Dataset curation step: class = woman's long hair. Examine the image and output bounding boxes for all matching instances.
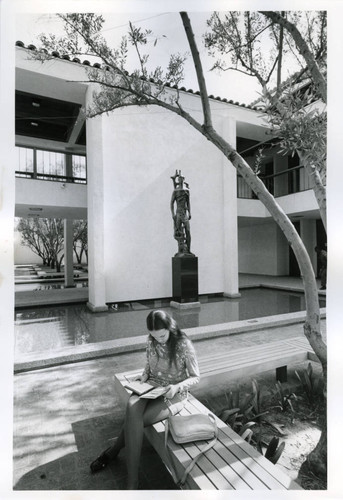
[146,310,185,366]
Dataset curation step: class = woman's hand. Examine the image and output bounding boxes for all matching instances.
[164,384,179,399]
[134,374,148,383]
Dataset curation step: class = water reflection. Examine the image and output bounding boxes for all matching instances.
[14,288,326,358]
[15,282,88,292]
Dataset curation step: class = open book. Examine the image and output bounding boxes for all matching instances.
[124,380,168,399]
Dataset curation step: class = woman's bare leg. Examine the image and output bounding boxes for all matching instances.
[125,395,149,489]
[97,392,170,464]
[125,395,170,489]
[105,427,125,460]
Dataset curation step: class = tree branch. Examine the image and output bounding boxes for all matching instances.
[180,12,213,129]
[260,11,327,103]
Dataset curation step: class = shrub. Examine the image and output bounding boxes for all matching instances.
[295,362,324,405]
[272,380,297,412]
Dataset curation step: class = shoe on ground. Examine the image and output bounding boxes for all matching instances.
[90,452,109,473]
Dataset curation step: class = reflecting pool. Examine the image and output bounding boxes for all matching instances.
[14,288,326,358]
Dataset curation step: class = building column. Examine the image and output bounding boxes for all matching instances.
[64,218,75,287]
[300,219,317,274]
[86,84,108,312]
[222,116,240,298]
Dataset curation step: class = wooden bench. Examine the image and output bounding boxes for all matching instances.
[194,336,318,390]
[114,370,302,490]
[113,336,316,489]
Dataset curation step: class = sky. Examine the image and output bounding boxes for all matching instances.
[14,11,266,105]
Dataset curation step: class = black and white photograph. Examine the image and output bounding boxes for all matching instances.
[1,0,342,498]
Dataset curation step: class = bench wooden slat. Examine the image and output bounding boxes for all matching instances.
[185,399,278,489]
[189,396,300,490]
[177,439,236,489]
[145,417,216,489]
[195,352,309,391]
[198,344,308,371]
[188,397,293,490]
[200,350,309,375]
[198,338,307,364]
[283,338,319,363]
[181,401,254,489]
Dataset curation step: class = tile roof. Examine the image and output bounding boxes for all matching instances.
[16,41,264,111]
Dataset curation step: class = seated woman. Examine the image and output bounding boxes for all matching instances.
[90,309,200,489]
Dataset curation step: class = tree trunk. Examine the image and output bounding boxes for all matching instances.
[79,248,84,264]
[299,404,327,483]
[180,11,327,481]
[260,11,327,103]
[210,124,327,484]
[299,152,327,232]
[181,9,327,360]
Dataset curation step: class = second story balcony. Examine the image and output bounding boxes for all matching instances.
[15,146,87,184]
[237,164,314,199]
[15,146,87,220]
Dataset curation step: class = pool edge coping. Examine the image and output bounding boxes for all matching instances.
[14,308,327,373]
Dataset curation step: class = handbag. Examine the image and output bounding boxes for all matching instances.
[164,412,218,487]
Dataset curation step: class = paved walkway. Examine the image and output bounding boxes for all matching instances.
[13,319,326,491]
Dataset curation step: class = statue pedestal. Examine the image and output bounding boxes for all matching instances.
[171,256,200,308]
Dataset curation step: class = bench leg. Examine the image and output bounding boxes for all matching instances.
[276,366,287,383]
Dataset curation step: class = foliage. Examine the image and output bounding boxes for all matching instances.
[73,220,88,264]
[272,380,297,412]
[250,378,270,423]
[16,217,64,271]
[295,362,324,405]
[203,379,271,445]
[204,10,327,218]
[202,386,255,442]
[16,217,88,269]
[259,84,327,184]
[35,13,188,118]
[204,11,326,92]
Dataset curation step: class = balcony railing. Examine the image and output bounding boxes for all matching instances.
[15,171,87,184]
[15,146,87,184]
[237,165,313,199]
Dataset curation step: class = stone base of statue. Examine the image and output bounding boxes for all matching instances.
[171,255,200,308]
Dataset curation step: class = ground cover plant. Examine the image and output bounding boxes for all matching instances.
[199,363,326,490]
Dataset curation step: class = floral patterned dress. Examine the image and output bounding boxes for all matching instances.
[141,334,200,413]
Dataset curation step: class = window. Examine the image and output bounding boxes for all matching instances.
[17,147,34,176]
[72,155,87,182]
[16,146,87,183]
[36,150,66,178]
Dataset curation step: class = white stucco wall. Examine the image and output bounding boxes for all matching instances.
[96,100,237,303]
[15,178,87,213]
[14,230,41,264]
[238,222,282,275]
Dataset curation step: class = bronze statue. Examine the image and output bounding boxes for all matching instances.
[170,170,194,256]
